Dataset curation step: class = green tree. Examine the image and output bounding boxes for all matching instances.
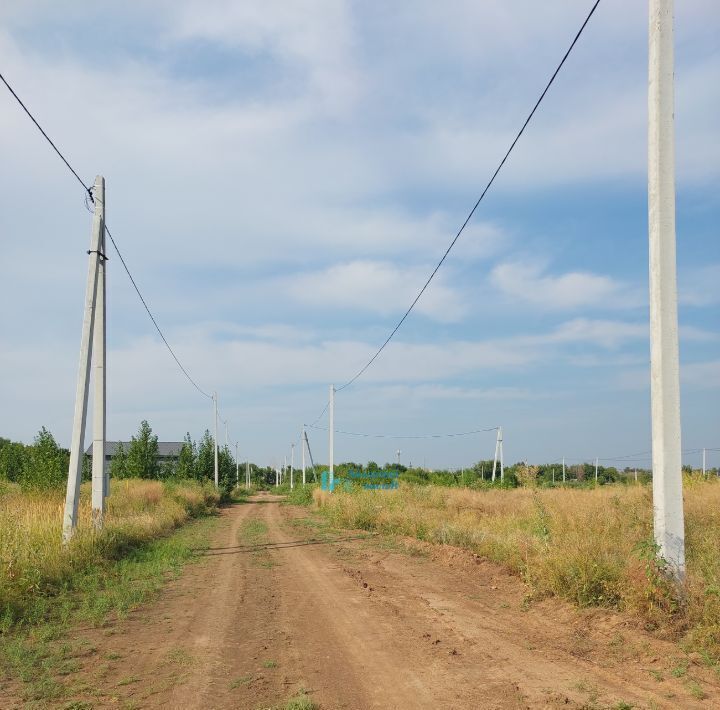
[24,427,67,489]
[218,445,235,494]
[176,433,197,479]
[0,439,28,483]
[196,430,215,482]
[110,441,129,479]
[126,420,160,479]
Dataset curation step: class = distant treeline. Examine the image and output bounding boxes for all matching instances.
[321,458,717,488]
[2,425,715,492]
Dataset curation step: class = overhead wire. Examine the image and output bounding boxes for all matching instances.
[334,0,603,393]
[0,70,213,401]
[0,71,93,198]
[307,424,498,439]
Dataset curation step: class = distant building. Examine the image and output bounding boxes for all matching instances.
[84,441,185,466]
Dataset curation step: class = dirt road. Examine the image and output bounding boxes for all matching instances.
[27,495,720,708]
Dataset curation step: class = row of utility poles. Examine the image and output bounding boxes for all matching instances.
[325,381,505,485]
[273,426,315,489]
[61,1,688,586]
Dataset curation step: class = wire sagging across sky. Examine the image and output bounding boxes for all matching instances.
[0,70,213,401]
[334,0,602,393]
[307,424,499,440]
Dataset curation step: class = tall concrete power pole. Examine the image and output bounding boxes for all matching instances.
[63,175,106,543]
[648,0,684,580]
[91,179,107,529]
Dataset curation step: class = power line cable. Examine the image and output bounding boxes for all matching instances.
[335,0,602,392]
[105,226,213,399]
[308,424,498,439]
[0,71,92,197]
[0,69,213,401]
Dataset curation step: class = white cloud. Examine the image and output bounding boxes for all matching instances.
[285,260,468,323]
[0,0,716,462]
[490,262,641,311]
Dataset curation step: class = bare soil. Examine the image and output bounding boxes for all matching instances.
[9,493,720,708]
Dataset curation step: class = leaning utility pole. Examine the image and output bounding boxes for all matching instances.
[648,0,684,581]
[213,392,219,488]
[301,425,306,485]
[63,176,106,543]
[329,384,335,490]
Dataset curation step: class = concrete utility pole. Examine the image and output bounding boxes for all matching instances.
[91,178,107,529]
[246,459,250,488]
[648,0,685,580]
[235,442,239,487]
[329,384,335,491]
[225,421,229,448]
[595,457,599,484]
[301,426,306,485]
[290,443,295,490]
[396,449,401,466]
[562,457,566,483]
[213,392,219,488]
[702,448,706,476]
[499,427,504,482]
[63,175,106,543]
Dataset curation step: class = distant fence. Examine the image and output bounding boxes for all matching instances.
[321,470,399,492]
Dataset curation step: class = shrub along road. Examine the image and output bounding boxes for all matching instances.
[7,492,719,708]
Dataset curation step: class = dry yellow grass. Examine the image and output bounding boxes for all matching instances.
[0,478,219,627]
[315,478,720,659]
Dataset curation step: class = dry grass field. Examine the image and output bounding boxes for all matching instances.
[0,478,219,629]
[315,478,720,661]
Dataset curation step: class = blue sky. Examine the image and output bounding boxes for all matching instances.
[0,0,718,471]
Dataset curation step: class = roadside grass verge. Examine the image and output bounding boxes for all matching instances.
[0,478,219,630]
[314,478,720,661]
[0,512,220,704]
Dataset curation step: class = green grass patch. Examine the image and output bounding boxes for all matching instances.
[282,485,317,507]
[239,518,269,541]
[0,513,219,704]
